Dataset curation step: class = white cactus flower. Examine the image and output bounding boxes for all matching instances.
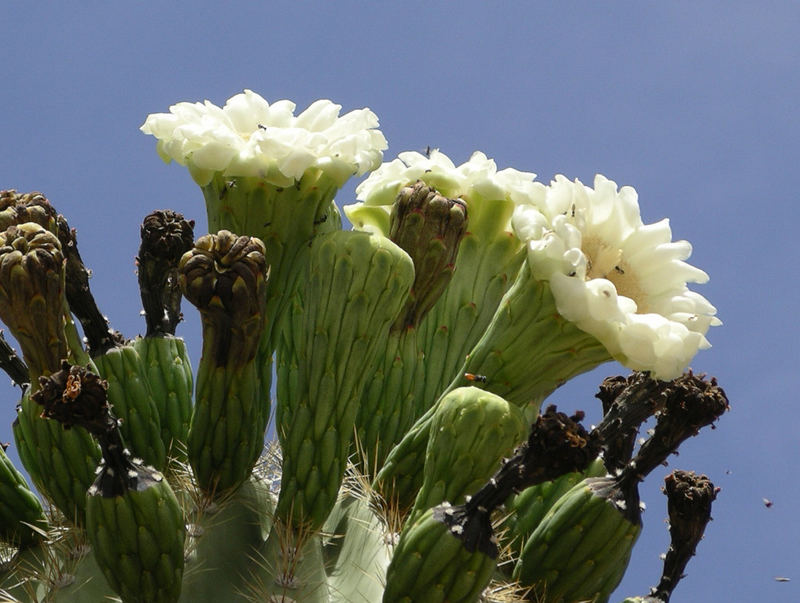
[512,174,720,379]
[345,149,545,234]
[140,90,387,187]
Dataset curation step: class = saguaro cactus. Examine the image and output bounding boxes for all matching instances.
[0,90,727,603]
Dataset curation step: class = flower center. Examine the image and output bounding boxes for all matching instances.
[582,236,649,312]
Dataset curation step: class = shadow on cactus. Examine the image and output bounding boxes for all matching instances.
[0,90,726,603]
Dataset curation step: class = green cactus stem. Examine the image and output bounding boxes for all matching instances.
[257,522,330,602]
[354,182,467,476]
[0,224,100,521]
[275,229,414,530]
[375,261,611,508]
[91,344,168,470]
[133,334,194,465]
[412,208,523,419]
[134,210,195,462]
[499,457,608,562]
[323,491,393,603]
[0,441,47,547]
[59,224,168,471]
[34,362,185,603]
[499,371,672,561]
[202,171,343,406]
[349,177,527,417]
[180,230,269,495]
[181,475,275,603]
[407,387,526,524]
[383,405,599,602]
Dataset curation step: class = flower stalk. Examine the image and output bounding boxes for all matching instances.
[353,181,467,475]
[180,230,269,494]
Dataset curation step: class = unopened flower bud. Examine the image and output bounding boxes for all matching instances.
[388,181,467,330]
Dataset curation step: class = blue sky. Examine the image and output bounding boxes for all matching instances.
[2,2,798,600]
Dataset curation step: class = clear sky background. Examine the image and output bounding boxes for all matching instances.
[2,2,797,601]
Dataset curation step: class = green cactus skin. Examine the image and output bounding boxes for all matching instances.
[86,466,185,603]
[181,476,275,603]
[93,344,167,470]
[275,230,414,530]
[375,262,611,509]
[133,335,194,463]
[50,547,120,603]
[354,182,467,478]
[513,476,642,603]
[188,352,264,495]
[499,457,607,560]
[258,528,330,603]
[412,194,523,415]
[407,387,527,525]
[0,443,46,547]
[324,494,392,603]
[13,390,100,524]
[382,505,496,603]
[353,327,423,477]
[201,171,343,399]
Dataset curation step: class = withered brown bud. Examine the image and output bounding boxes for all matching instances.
[32,361,112,436]
[138,210,195,335]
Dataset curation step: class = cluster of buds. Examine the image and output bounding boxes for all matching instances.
[0,91,726,603]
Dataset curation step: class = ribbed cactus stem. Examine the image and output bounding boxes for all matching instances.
[0,441,47,547]
[383,405,599,602]
[0,224,101,521]
[275,230,413,530]
[34,362,185,603]
[63,221,169,469]
[499,457,608,560]
[181,230,269,495]
[407,387,527,525]
[354,183,467,476]
[353,329,423,477]
[514,373,728,601]
[181,476,275,602]
[135,210,196,462]
[375,261,611,508]
[201,170,342,400]
[411,190,523,412]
